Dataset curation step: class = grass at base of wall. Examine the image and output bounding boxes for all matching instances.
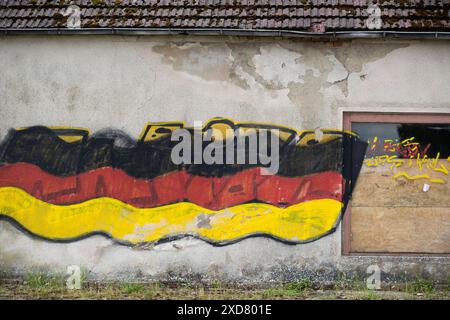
[0,274,448,300]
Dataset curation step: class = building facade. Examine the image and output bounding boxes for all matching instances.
[0,1,449,285]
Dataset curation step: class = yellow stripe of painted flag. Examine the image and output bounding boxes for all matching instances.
[0,187,342,244]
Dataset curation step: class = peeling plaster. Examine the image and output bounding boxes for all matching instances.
[252,45,319,88]
[151,41,408,122]
[332,42,410,75]
[326,54,348,85]
[153,42,234,82]
[151,40,410,130]
[196,213,213,229]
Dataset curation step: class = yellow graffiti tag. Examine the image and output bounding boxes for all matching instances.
[364,143,449,185]
[429,179,446,184]
[393,172,430,180]
[433,165,449,175]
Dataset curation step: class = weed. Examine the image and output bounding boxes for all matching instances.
[405,277,435,295]
[361,289,381,300]
[25,272,65,290]
[210,279,221,290]
[261,278,313,299]
[121,283,145,294]
[285,278,313,292]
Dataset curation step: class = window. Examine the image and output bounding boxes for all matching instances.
[343,113,450,255]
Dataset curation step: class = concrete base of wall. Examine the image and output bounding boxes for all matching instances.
[1,222,448,285]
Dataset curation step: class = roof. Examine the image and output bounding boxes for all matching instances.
[1,0,450,35]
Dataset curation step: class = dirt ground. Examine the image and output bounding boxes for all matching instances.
[0,276,448,300]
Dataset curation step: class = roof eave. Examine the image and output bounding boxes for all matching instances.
[2,28,450,39]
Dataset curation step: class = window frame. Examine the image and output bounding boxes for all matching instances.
[342,112,450,256]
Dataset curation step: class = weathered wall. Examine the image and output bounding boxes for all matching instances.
[0,35,449,284]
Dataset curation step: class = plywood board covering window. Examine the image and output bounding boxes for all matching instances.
[343,113,450,255]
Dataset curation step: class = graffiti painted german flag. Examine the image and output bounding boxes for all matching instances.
[0,118,367,246]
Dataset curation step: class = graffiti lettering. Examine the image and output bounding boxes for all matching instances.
[364,136,449,186]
